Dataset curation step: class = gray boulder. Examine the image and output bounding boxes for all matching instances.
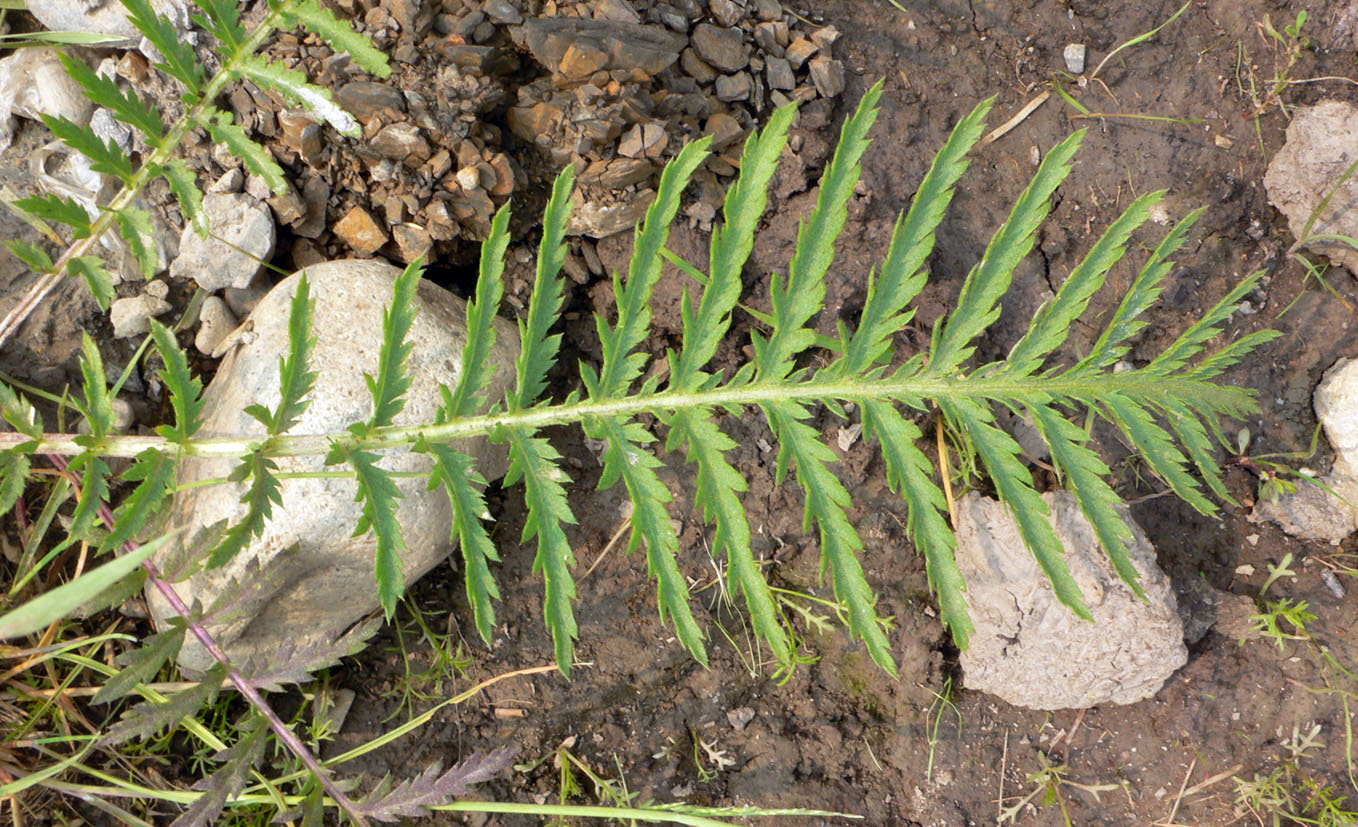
[147,260,520,674]
[956,491,1186,710]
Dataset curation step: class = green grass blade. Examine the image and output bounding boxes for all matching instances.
[0,531,172,639]
[1104,392,1214,515]
[758,81,883,383]
[929,131,1084,374]
[1003,191,1162,377]
[506,431,579,676]
[595,416,707,664]
[765,400,896,674]
[1148,269,1266,374]
[447,204,510,419]
[861,400,972,648]
[513,165,574,410]
[666,409,790,665]
[1028,403,1145,598]
[594,139,711,399]
[423,442,500,643]
[943,397,1091,619]
[1076,207,1202,372]
[672,105,796,390]
[840,97,993,376]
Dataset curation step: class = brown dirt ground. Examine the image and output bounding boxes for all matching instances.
[9,0,1358,824]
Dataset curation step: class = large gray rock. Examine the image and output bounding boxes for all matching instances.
[169,193,275,291]
[148,260,520,674]
[1264,101,1358,275]
[1254,357,1358,543]
[956,491,1186,710]
[27,0,190,43]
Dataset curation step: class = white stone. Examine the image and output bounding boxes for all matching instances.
[1264,101,1358,274]
[1254,357,1358,543]
[1063,43,1086,74]
[194,295,237,356]
[110,294,171,338]
[169,193,275,291]
[956,491,1186,710]
[147,260,521,674]
[0,47,93,150]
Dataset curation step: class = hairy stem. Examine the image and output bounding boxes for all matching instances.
[5,371,1245,459]
[0,5,287,350]
[45,453,370,826]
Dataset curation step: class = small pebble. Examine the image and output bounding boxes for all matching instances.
[1064,43,1086,74]
[195,296,238,357]
[110,294,172,338]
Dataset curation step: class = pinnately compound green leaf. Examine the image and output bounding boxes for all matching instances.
[12,193,91,238]
[121,0,204,95]
[424,441,500,642]
[207,453,281,569]
[765,400,896,674]
[280,0,392,78]
[672,105,795,390]
[162,159,208,238]
[758,82,882,383]
[100,449,175,554]
[237,55,360,136]
[150,320,206,443]
[102,664,224,745]
[200,109,287,194]
[68,256,116,311]
[92,620,186,704]
[116,205,159,279]
[261,273,318,436]
[5,241,53,274]
[191,0,247,56]
[838,96,992,377]
[513,164,574,410]
[329,445,407,618]
[59,53,164,147]
[358,260,420,433]
[505,431,578,675]
[447,205,509,418]
[930,131,1084,374]
[41,115,135,183]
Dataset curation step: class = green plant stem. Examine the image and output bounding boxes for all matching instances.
[0,4,287,350]
[3,371,1236,460]
[45,453,371,827]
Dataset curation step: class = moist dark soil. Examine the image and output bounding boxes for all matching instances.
[7,0,1358,824]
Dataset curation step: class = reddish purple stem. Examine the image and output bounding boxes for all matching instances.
[47,454,369,826]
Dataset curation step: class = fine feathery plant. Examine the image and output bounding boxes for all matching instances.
[0,0,1278,816]
[2,77,1278,678]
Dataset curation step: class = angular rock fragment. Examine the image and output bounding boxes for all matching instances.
[1265,101,1358,275]
[194,295,237,357]
[170,193,275,292]
[691,23,749,73]
[521,17,685,80]
[148,260,521,673]
[956,491,1187,710]
[110,294,171,338]
[333,205,389,256]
